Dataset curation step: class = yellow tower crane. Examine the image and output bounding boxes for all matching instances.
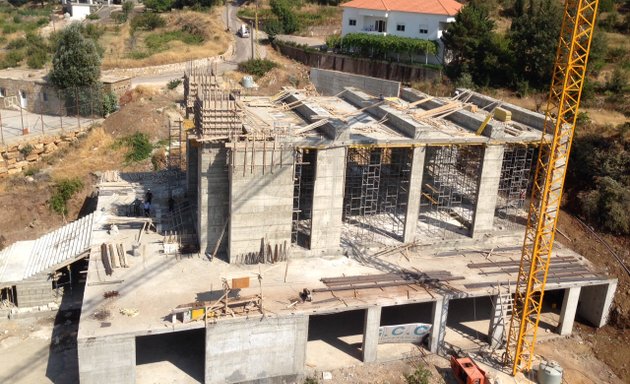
[504,0,600,375]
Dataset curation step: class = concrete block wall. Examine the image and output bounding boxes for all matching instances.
[198,143,229,256]
[77,334,135,384]
[310,147,346,251]
[186,139,199,205]
[228,145,294,261]
[15,277,53,307]
[205,315,308,384]
[310,68,400,98]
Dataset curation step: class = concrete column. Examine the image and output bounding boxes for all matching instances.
[577,281,618,328]
[78,335,135,384]
[430,297,449,353]
[558,286,582,335]
[403,146,426,243]
[471,145,504,238]
[487,295,504,348]
[310,147,346,251]
[362,306,382,363]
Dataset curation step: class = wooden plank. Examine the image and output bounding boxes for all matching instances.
[231,277,250,289]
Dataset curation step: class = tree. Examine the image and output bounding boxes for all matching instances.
[509,0,562,89]
[144,0,174,12]
[270,0,298,34]
[442,1,508,86]
[49,23,101,89]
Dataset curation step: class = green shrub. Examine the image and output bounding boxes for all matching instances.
[167,79,182,89]
[116,132,153,162]
[87,13,100,20]
[144,30,203,53]
[26,46,48,69]
[263,18,283,39]
[122,1,134,16]
[4,49,24,67]
[303,376,318,384]
[270,0,298,34]
[404,365,431,384]
[19,144,34,157]
[6,37,28,49]
[144,0,175,12]
[49,178,84,216]
[102,92,118,116]
[238,58,278,77]
[2,24,18,34]
[130,13,166,32]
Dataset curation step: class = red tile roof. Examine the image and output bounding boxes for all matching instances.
[341,0,463,17]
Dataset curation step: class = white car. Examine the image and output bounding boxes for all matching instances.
[238,24,250,38]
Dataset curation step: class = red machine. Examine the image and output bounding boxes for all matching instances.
[450,356,490,384]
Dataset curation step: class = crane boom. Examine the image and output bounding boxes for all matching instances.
[504,0,600,375]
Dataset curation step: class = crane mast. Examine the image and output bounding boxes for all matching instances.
[504,0,600,375]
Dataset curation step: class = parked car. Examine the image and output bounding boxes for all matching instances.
[238,24,250,38]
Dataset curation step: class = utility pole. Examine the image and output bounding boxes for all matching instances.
[225,0,230,31]
[251,0,259,60]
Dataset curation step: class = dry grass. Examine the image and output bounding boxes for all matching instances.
[48,126,125,180]
[603,31,630,49]
[101,8,231,69]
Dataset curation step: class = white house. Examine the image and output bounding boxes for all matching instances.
[340,0,463,41]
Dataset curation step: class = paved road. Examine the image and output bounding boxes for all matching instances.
[130,0,266,88]
[0,107,99,146]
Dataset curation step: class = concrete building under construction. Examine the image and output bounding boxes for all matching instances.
[73,69,618,384]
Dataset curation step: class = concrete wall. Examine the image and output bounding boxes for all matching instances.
[228,145,294,262]
[0,78,62,114]
[577,281,617,328]
[310,147,346,251]
[197,143,229,256]
[274,42,442,84]
[15,277,53,307]
[77,334,135,384]
[310,68,400,98]
[205,315,308,384]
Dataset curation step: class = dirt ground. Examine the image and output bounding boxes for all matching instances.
[0,87,177,246]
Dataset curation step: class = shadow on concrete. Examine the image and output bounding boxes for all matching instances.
[308,309,364,361]
[45,265,86,383]
[136,328,205,383]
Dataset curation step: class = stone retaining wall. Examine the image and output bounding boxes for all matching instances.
[0,126,89,177]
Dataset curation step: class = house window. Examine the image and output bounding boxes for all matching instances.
[0,88,5,97]
[42,92,48,101]
[419,25,429,34]
[349,19,356,26]
[396,24,405,32]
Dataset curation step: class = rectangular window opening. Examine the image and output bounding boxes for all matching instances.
[349,19,356,26]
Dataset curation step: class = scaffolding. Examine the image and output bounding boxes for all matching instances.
[343,147,412,243]
[291,149,316,248]
[495,145,536,229]
[419,145,483,237]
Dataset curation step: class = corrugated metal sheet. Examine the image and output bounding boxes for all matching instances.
[0,212,94,285]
